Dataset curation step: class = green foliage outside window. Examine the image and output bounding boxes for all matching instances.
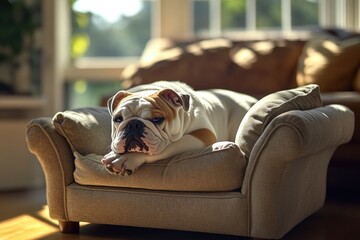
[0,0,41,95]
[195,0,319,34]
[70,0,152,59]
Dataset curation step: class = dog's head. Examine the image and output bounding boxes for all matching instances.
[107,88,190,155]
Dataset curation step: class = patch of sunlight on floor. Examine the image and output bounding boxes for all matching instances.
[0,214,57,240]
[0,205,89,240]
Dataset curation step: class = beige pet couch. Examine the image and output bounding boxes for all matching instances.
[26,85,354,239]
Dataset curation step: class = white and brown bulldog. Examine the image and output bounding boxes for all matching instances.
[101,81,257,175]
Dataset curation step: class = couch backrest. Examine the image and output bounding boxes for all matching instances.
[121,38,306,97]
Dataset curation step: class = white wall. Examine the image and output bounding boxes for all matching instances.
[0,119,44,190]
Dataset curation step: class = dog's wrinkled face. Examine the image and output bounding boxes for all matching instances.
[108,88,190,155]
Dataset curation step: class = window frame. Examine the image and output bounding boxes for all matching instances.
[43,0,360,114]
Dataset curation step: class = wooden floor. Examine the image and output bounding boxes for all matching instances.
[0,186,360,240]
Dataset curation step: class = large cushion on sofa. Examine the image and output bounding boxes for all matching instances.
[229,40,304,95]
[73,141,246,192]
[236,84,322,159]
[122,38,233,90]
[122,38,304,96]
[297,29,360,92]
[53,107,111,155]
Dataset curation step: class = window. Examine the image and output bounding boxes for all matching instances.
[193,0,320,38]
[65,80,122,109]
[71,0,153,59]
[66,0,155,109]
[291,0,319,30]
[45,0,359,113]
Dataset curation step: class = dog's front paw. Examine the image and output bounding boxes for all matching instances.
[102,153,146,176]
[101,151,121,164]
[101,151,123,175]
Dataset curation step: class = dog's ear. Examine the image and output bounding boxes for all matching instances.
[107,91,132,114]
[158,89,190,111]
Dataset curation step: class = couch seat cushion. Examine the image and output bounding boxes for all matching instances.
[74,141,246,192]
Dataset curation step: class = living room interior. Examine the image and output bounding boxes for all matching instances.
[1,0,360,239]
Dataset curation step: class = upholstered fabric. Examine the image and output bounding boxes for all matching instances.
[74,141,246,192]
[242,104,354,238]
[236,84,322,159]
[353,68,360,91]
[297,30,360,92]
[26,104,355,239]
[52,107,111,155]
[322,91,360,143]
[122,38,304,96]
[66,183,248,236]
[26,118,76,221]
[229,40,303,94]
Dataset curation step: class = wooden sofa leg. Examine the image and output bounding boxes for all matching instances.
[58,220,79,234]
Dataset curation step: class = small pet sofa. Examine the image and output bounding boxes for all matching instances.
[26,85,354,239]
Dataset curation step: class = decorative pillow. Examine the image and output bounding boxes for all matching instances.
[235,84,322,159]
[73,141,246,192]
[53,107,111,155]
[297,30,360,92]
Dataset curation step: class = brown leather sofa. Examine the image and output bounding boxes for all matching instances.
[121,28,360,166]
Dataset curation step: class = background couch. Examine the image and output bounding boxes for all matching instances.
[121,28,360,166]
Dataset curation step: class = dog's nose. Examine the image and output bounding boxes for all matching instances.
[126,119,145,131]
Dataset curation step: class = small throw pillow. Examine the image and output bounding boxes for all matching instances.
[73,141,246,192]
[236,84,322,159]
[53,107,111,155]
[297,30,360,91]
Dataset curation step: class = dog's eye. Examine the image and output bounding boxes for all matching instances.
[113,116,123,123]
[151,117,164,125]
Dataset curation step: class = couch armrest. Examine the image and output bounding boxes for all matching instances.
[322,92,360,142]
[26,117,75,221]
[242,104,354,239]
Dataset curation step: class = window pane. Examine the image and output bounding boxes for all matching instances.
[291,0,319,29]
[71,0,153,59]
[193,0,210,36]
[221,0,246,30]
[256,0,281,29]
[65,80,123,109]
[193,0,246,36]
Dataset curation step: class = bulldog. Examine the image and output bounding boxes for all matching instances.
[101,81,257,175]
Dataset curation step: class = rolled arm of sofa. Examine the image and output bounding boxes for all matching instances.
[26,117,75,221]
[242,104,354,239]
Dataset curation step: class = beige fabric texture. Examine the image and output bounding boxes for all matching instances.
[74,141,246,192]
[297,32,360,92]
[66,184,248,236]
[52,107,111,155]
[26,104,355,239]
[26,118,76,221]
[236,84,322,159]
[242,104,354,238]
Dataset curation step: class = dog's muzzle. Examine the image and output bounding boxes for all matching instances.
[123,119,149,152]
